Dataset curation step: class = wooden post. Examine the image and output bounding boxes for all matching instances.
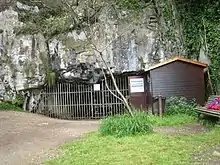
[158,95,163,118]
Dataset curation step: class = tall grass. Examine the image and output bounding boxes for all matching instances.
[99,112,153,137]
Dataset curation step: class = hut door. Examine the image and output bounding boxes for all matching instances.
[128,76,148,110]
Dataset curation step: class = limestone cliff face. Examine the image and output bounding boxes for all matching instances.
[0,8,45,100]
[0,6,164,100]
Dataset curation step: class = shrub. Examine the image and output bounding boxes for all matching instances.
[99,112,153,137]
[201,115,219,127]
[165,96,197,116]
[11,95,24,108]
[0,101,23,112]
[0,93,24,112]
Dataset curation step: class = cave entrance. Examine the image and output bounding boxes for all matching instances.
[38,75,129,120]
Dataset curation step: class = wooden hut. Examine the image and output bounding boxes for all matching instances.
[128,57,208,111]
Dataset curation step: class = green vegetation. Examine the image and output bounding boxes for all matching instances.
[160,0,220,94]
[165,96,197,116]
[44,127,220,165]
[0,101,23,111]
[178,1,220,94]
[99,112,153,138]
[148,114,195,126]
[199,115,219,128]
[0,94,23,111]
[147,96,197,126]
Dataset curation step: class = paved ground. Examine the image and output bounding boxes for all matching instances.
[0,111,99,165]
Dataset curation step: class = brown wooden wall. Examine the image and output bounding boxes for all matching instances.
[150,61,206,105]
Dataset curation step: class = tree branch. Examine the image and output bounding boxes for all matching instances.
[98,51,134,116]
[100,66,123,102]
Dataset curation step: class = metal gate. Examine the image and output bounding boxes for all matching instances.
[37,76,129,119]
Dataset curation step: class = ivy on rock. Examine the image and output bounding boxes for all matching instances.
[177,0,220,94]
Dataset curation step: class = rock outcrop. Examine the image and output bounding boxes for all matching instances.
[0,4,165,102]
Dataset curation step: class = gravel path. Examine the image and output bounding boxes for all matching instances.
[0,111,99,165]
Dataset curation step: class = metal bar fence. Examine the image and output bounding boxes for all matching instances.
[37,76,129,120]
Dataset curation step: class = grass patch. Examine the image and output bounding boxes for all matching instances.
[44,127,220,165]
[148,114,196,126]
[0,102,23,112]
[98,112,152,138]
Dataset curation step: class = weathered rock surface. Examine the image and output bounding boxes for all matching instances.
[0,4,163,100]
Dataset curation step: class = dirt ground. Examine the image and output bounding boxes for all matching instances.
[1,111,219,165]
[0,111,99,165]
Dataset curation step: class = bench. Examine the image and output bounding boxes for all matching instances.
[196,95,220,118]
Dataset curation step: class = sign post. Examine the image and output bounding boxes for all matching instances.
[129,78,145,93]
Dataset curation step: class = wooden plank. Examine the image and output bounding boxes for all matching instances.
[197,111,220,118]
[195,107,220,118]
[197,110,217,115]
[196,108,220,115]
